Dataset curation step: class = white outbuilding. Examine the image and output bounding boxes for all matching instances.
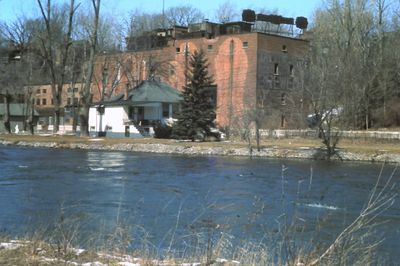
[89,78,181,138]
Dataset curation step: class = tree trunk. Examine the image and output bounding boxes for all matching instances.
[255,120,260,152]
[79,103,89,137]
[79,0,100,137]
[53,106,60,133]
[72,105,78,133]
[3,92,11,134]
[26,98,35,135]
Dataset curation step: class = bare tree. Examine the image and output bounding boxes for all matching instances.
[36,0,79,133]
[305,0,400,156]
[127,9,165,38]
[165,5,204,26]
[0,17,42,134]
[79,0,101,137]
[214,1,239,23]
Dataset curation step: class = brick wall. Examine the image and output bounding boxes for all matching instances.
[92,32,309,129]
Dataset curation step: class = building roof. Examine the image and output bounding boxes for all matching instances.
[0,103,39,116]
[103,78,181,106]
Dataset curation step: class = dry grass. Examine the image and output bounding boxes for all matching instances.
[1,133,400,156]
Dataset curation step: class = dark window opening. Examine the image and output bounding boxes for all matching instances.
[242,41,249,48]
[36,99,40,105]
[162,103,169,117]
[42,89,47,94]
[176,47,181,53]
[172,103,179,117]
[282,45,287,52]
[207,44,213,51]
[42,98,47,105]
[289,64,294,76]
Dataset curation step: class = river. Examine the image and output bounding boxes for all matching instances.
[0,145,399,264]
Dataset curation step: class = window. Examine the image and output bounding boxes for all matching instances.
[51,99,54,105]
[36,89,41,94]
[67,87,72,93]
[172,103,180,117]
[73,97,79,105]
[289,64,294,76]
[67,98,71,105]
[42,98,47,105]
[242,41,249,48]
[36,99,40,105]
[282,45,287,52]
[274,63,279,75]
[207,44,213,51]
[176,47,181,53]
[73,87,79,93]
[42,89,47,94]
[169,65,175,76]
[162,103,169,117]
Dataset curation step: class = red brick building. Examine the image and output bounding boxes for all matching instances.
[93,19,309,131]
[32,15,309,132]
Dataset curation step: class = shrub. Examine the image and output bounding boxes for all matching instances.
[154,122,172,139]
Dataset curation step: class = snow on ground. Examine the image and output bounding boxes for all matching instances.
[0,241,240,265]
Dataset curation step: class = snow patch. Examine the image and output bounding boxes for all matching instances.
[305,203,340,211]
[89,167,106,171]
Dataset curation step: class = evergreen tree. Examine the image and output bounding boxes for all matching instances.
[172,49,215,141]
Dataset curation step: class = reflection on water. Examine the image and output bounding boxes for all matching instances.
[0,146,399,263]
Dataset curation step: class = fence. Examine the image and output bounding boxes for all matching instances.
[257,129,400,140]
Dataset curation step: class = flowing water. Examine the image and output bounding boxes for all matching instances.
[0,145,399,263]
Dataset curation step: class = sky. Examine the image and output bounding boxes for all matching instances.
[0,0,324,23]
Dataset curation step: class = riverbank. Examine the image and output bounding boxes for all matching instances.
[1,134,400,163]
[0,239,242,266]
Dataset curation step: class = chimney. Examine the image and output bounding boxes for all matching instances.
[124,83,129,100]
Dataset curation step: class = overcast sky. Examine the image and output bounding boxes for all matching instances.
[1,0,323,23]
